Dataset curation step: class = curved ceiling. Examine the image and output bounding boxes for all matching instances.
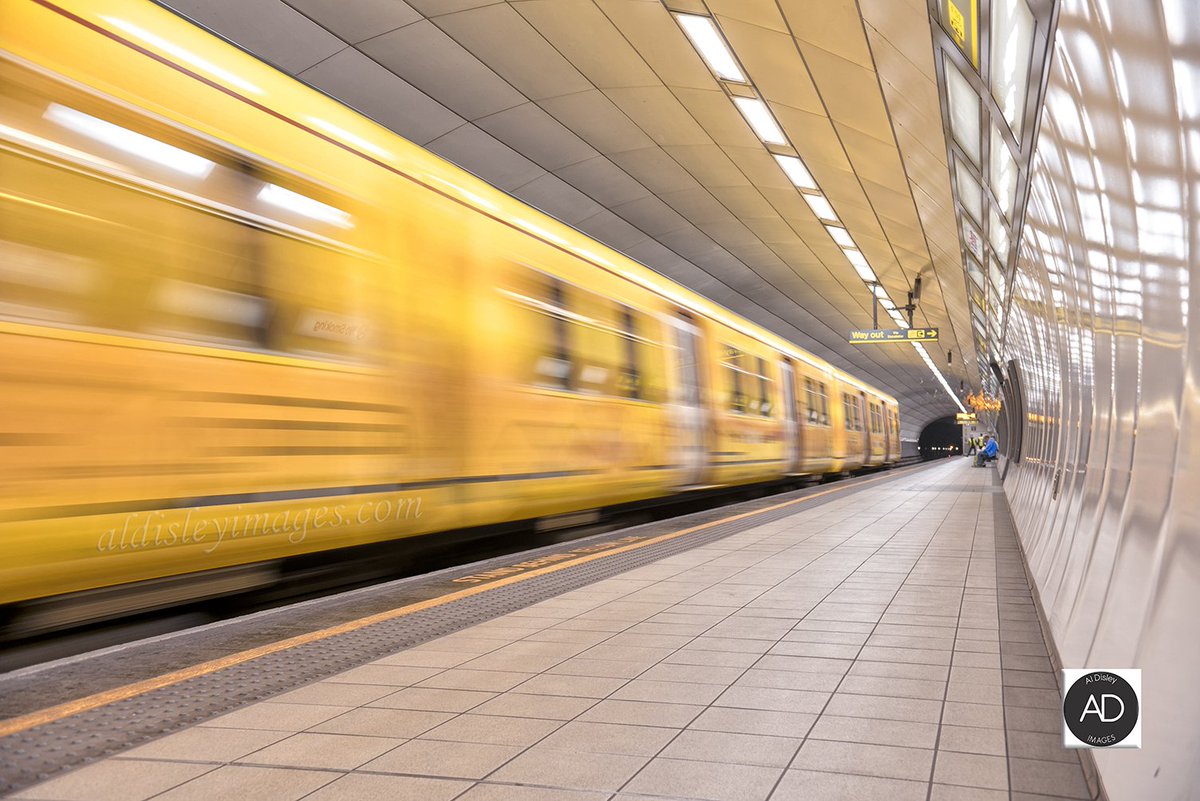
[156,0,979,435]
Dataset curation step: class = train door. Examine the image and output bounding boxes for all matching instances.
[859,391,871,463]
[780,359,801,473]
[881,401,891,460]
[665,314,707,486]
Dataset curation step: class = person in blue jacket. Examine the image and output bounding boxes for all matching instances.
[976,435,999,467]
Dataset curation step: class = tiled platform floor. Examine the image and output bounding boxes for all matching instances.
[14,459,1091,801]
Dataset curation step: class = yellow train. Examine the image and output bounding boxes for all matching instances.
[0,0,900,629]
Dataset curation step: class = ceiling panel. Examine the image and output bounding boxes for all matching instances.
[284,0,420,44]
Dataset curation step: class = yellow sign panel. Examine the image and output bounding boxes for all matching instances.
[944,0,979,68]
[956,412,978,425]
[848,328,939,344]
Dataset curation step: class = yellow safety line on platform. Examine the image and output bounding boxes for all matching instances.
[0,465,922,738]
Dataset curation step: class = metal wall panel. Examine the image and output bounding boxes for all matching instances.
[1000,1,1199,798]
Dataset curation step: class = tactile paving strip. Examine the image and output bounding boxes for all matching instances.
[0,464,933,795]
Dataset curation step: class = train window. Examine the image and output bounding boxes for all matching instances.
[722,345,747,413]
[527,276,572,389]
[0,61,379,360]
[756,357,772,417]
[804,379,819,424]
[618,305,641,399]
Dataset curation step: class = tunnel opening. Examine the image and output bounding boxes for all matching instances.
[918,415,960,460]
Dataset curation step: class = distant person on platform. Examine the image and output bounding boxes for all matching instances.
[976,435,999,467]
[965,435,978,456]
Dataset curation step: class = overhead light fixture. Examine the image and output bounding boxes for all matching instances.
[674,14,745,82]
[773,154,818,190]
[733,97,787,145]
[825,225,854,247]
[803,193,838,222]
[44,103,214,178]
[102,16,264,96]
[258,183,353,228]
[873,284,889,299]
[853,264,877,282]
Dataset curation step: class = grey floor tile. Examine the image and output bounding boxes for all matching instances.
[301,773,470,801]
[624,757,782,801]
[638,663,746,685]
[838,675,946,700]
[660,729,802,767]
[120,726,289,762]
[239,732,403,770]
[311,707,454,738]
[538,720,679,756]
[361,739,521,779]
[929,784,1009,801]
[511,672,627,698]
[13,760,214,801]
[419,713,563,746]
[1009,757,1091,798]
[470,692,596,720]
[374,650,475,668]
[455,783,608,801]
[734,668,842,692]
[610,679,726,705]
[152,765,339,801]
[770,768,928,801]
[937,723,1007,756]
[792,739,933,781]
[417,669,535,692]
[689,706,816,737]
[269,682,398,707]
[1006,729,1079,763]
[546,657,648,678]
[714,685,829,713]
[368,687,496,713]
[488,747,648,792]
[933,750,1009,790]
[198,702,352,732]
[941,701,1005,729]
[324,664,441,686]
[807,714,938,749]
[578,699,703,727]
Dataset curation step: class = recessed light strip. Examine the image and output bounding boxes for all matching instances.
[673,8,965,411]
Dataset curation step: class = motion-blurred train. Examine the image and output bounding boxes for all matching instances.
[0,0,900,632]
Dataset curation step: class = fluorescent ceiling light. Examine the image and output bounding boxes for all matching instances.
[825,225,854,247]
[45,103,214,177]
[989,125,1019,219]
[880,298,897,310]
[733,97,787,145]
[945,64,982,167]
[873,284,889,299]
[853,263,877,282]
[675,14,745,82]
[803,193,838,222]
[258,183,352,228]
[773,154,818,190]
[955,158,984,223]
[991,0,1036,137]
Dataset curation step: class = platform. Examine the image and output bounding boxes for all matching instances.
[2,459,1092,801]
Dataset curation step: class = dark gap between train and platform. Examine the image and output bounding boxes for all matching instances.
[0,459,940,796]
